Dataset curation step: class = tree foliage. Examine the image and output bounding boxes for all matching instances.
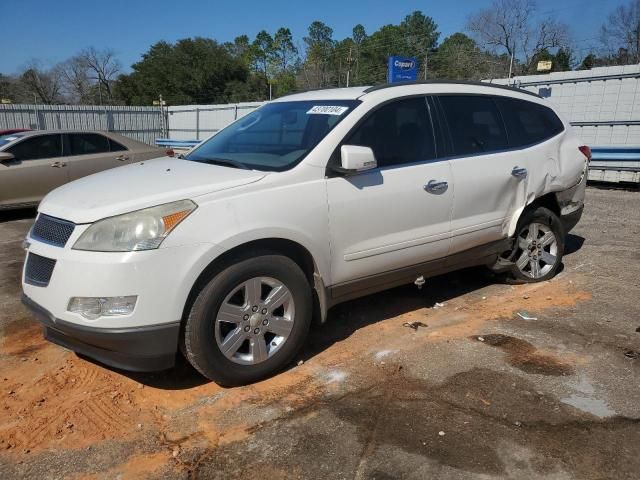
[115,38,256,105]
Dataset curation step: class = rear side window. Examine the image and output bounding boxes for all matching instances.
[68,133,110,155]
[495,97,564,147]
[7,135,62,161]
[108,138,127,152]
[438,95,508,156]
[345,97,436,168]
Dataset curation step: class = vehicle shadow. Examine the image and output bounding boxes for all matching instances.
[587,181,640,192]
[87,353,209,390]
[0,208,37,223]
[116,266,500,389]
[300,266,498,363]
[564,234,585,256]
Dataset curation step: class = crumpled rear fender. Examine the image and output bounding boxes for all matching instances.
[507,131,587,237]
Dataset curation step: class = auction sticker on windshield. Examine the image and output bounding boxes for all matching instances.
[306,105,349,115]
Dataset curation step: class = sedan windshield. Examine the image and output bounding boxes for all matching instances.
[184,100,360,171]
[0,134,25,148]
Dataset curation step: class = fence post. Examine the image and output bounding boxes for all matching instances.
[106,107,115,132]
[196,108,200,140]
[33,103,42,130]
[234,105,238,120]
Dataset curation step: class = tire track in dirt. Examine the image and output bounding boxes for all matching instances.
[0,275,591,478]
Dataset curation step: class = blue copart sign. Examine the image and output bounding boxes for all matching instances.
[387,56,418,83]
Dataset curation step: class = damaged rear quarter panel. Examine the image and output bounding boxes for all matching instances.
[508,126,587,236]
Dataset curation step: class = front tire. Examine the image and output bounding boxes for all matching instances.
[507,206,565,283]
[183,254,312,386]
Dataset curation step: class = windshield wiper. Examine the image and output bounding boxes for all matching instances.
[192,157,251,170]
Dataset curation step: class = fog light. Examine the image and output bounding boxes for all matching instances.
[68,296,137,320]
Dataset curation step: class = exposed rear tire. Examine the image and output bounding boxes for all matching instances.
[183,254,312,386]
[506,206,565,283]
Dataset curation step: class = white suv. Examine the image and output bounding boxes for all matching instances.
[21,82,588,385]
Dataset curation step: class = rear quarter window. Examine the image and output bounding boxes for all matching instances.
[108,138,127,152]
[68,133,110,155]
[495,97,564,147]
[438,95,509,156]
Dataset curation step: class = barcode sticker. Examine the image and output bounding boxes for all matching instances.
[306,105,349,115]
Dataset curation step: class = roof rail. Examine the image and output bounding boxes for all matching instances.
[362,80,541,98]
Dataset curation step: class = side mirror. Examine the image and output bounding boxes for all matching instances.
[337,145,377,174]
[0,152,16,165]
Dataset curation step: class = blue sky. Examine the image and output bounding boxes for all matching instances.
[2,0,624,74]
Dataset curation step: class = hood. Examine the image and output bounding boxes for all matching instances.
[39,157,266,223]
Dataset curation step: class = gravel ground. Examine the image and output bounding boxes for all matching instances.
[0,186,639,480]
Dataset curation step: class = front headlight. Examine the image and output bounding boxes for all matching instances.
[73,200,197,252]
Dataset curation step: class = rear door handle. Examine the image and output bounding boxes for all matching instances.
[115,155,129,162]
[50,161,67,168]
[512,166,527,179]
[424,179,448,194]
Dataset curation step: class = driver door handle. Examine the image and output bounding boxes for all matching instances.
[511,166,528,179]
[424,179,448,194]
[50,161,67,168]
[115,155,129,162]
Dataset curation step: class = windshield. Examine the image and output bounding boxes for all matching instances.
[184,100,360,171]
[0,134,25,148]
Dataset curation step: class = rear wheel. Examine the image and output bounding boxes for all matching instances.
[507,206,565,283]
[183,254,312,386]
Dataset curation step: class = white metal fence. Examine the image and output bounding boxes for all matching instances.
[167,102,264,141]
[0,104,165,145]
[489,65,640,146]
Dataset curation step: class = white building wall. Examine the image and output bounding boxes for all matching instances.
[488,65,640,146]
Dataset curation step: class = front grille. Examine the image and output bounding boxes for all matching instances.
[24,253,57,287]
[31,214,75,247]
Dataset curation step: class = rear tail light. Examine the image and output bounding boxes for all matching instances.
[578,145,592,162]
[166,149,175,157]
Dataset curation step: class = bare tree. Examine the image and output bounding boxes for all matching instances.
[466,0,571,74]
[58,56,92,103]
[79,47,121,103]
[20,62,63,104]
[601,0,640,63]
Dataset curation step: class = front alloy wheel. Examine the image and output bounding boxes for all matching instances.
[183,254,312,386]
[215,277,295,365]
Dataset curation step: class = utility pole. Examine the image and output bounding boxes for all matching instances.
[508,43,516,86]
[346,47,353,87]
[424,48,437,80]
[424,51,428,80]
[157,94,167,138]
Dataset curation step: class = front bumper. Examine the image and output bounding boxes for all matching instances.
[22,294,180,371]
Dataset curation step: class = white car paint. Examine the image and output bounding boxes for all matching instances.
[23,83,587,335]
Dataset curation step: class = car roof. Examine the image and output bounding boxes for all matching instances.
[275,80,541,103]
[4,130,155,149]
[272,86,370,102]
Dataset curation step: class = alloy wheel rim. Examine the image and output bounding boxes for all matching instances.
[514,222,558,279]
[214,276,295,365]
